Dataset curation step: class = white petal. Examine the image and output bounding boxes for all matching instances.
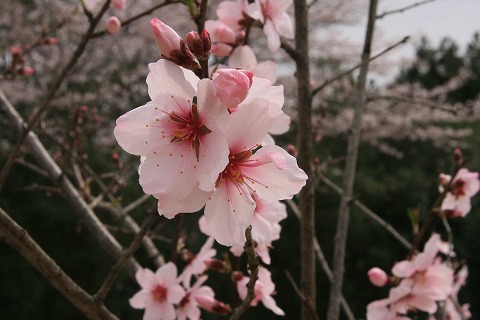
[262,295,285,315]
[147,60,198,102]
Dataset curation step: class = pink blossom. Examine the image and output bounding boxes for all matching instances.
[10,45,21,55]
[213,69,253,109]
[129,262,186,320]
[205,20,240,57]
[176,276,217,320]
[441,168,480,217]
[367,267,388,287]
[114,60,230,217]
[150,19,198,70]
[204,99,307,245]
[236,267,284,315]
[211,43,234,57]
[20,66,35,76]
[215,0,250,32]
[179,237,216,287]
[247,0,294,52]
[112,0,126,10]
[195,295,231,315]
[228,45,277,83]
[106,16,121,35]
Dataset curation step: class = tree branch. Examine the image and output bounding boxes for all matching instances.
[284,270,320,320]
[0,87,140,277]
[376,0,438,20]
[327,1,378,320]
[0,207,119,320]
[230,226,260,320]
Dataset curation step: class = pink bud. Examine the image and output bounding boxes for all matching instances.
[195,296,231,315]
[454,147,463,164]
[21,66,35,76]
[45,37,59,45]
[211,43,233,57]
[150,18,198,70]
[213,69,254,109]
[367,267,388,287]
[112,0,126,10]
[10,45,22,55]
[150,18,183,57]
[106,16,121,34]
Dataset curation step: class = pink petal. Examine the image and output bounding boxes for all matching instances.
[204,180,255,246]
[272,11,294,39]
[254,60,277,83]
[410,295,438,314]
[269,112,291,135]
[167,284,186,304]
[260,133,276,146]
[155,187,210,218]
[129,289,153,309]
[240,77,284,111]
[264,20,280,52]
[135,268,157,290]
[155,262,178,285]
[144,302,165,320]
[262,294,285,316]
[391,260,415,278]
[147,60,198,102]
[114,102,159,156]
[228,45,257,71]
[196,132,230,191]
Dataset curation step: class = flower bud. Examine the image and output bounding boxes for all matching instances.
[45,37,59,45]
[211,43,233,57]
[112,0,126,10]
[106,16,121,34]
[204,258,228,273]
[150,18,199,70]
[195,296,231,315]
[186,29,211,60]
[20,66,35,76]
[10,45,22,55]
[367,267,388,287]
[454,147,463,165]
[213,69,253,109]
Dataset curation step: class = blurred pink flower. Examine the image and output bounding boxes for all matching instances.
[236,267,284,315]
[247,0,294,52]
[441,168,480,217]
[176,276,217,320]
[179,237,216,287]
[129,263,186,320]
[106,16,121,35]
[213,69,253,109]
[112,0,126,10]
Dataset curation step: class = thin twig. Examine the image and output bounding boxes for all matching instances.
[286,199,356,320]
[284,270,321,320]
[312,36,409,97]
[280,38,300,62]
[230,226,260,320]
[0,0,112,193]
[317,173,412,250]
[94,210,157,302]
[376,0,439,19]
[124,194,152,214]
[91,0,182,38]
[367,94,457,115]
[327,1,378,319]
[0,207,119,320]
[0,87,140,277]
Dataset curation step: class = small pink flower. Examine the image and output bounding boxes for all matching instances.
[10,45,21,55]
[247,0,294,52]
[441,168,480,217]
[106,16,121,35]
[21,66,35,76]
[150,19,198,70]
[213,69,253,109]
[112,0,126,10]
[236,267,284,315]
[179,237,216,287]
[129,262,186,320]
[367,267,388,287]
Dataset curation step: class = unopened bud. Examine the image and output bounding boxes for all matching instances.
[10,45,22,55]
[454,148,463,165]
[287,144,297,156]
[186,29,211,60]
[195,296,231,315]
[204,258,227,273]
[106,16,121,35]
[150,18,199,70]
[231,271,244,282]
[112,0,126,10]
[367,267,388,287]
[20,66,35,76]
[45,37,59,45]
[213,69,253,109]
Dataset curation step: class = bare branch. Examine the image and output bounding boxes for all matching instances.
[230,226,260,320]
[312,36,409,97]
[366,94,457,115]
[0,207,119,320]
[284,270,321,320]
[286,199,355,320]
[0,0,113,193]
[94,210,157,303]
[376,0,439,20]
[327,1,378,319]
[317,173,412,250]
[0,87,141,276]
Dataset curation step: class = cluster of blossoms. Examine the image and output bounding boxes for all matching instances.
[366,234,471,320]
[129,236,284,319]
[439,168,480,218]
[115,2,302,316]
[205,0,294,54]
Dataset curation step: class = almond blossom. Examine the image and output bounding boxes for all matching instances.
[228,45,277,83]
[114,59,230,216]
[176,276,218,320]
[129,263,186,320]
[203,98,307,245]
[440,168,480,217]
[179,237,216,287]
[236,266,284,315]
[247,0,294,52]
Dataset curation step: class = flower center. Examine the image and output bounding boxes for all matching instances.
[452,179,466,197]
[152,284,168,302]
